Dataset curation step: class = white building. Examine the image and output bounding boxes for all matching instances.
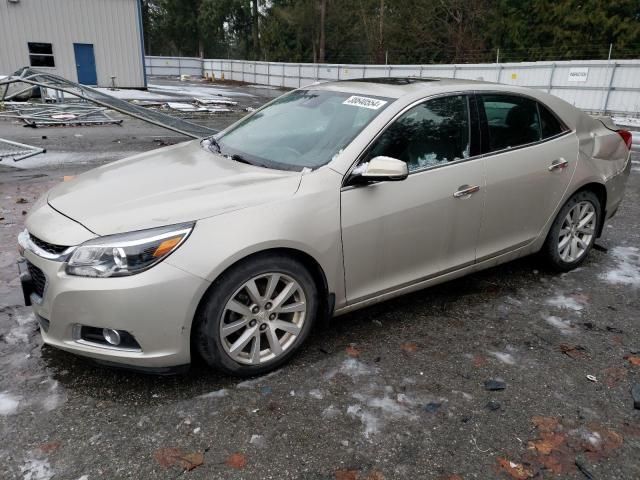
[0,0,146,88]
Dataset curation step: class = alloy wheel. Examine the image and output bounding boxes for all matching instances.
[557,200,596,263]
[219,273,307,365]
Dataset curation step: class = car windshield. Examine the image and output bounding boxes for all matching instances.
[209,90,393,171]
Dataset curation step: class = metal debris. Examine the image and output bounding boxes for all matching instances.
[0,103,121,127]
[1,67,216,138]
[0,138,45,162]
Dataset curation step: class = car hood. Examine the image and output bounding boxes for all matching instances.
[47,140,303,235]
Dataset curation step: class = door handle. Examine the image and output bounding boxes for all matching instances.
[548,158,569,171]
[453,184,480,198]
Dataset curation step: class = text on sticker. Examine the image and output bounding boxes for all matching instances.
[343,96,387,110]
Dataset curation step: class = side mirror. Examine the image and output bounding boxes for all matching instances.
[349,156,408,184]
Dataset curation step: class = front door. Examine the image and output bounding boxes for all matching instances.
[341,94,485,303]
[475,93,577,260]
[73,43,97,85]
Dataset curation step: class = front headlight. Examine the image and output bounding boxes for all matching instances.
[66,223,194,278]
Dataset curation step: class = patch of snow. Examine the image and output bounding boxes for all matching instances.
[165,102,209,112]
[324,358,378,380]
[0,392,20,415]
[249,434,267,448]
[148,83,254,98]
[20,455,54,480]
[322,405,341,419]
[3,312,35,345]
[195,97,237,106]
[601,246,640,287]
[91,87,177,102]
[347,389,426,439]
[198,388,227,399]
[546,294,586,311]
[308,389,324,400]
[489,351,516,365]
[347,404,380,438]
[544,315,574,334]
[236,370,280,389]
[612,116,640,128]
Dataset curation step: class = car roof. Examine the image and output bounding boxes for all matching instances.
[309,77,494,99]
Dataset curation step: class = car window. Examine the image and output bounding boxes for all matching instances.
[538,102,565,138]
[364,95,470,172]
[480,94,541,151]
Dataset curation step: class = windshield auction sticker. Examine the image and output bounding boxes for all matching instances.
[343,96,387,110]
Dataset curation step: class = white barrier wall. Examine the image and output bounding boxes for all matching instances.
[146,56,640,115]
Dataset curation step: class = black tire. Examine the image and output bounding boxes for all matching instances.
[194,254,318,377]
[541,190,601,272]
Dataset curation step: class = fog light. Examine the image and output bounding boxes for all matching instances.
[103,328,121,346]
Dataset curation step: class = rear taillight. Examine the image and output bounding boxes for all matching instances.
[617,129,632,150]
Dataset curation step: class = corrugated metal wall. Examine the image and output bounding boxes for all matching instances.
[146,57,640,115]
[0,0,145,88]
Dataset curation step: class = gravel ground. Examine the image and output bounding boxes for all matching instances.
[1,80,639,479]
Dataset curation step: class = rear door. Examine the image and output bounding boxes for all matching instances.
[475,93,577,261]
[340,94,485,303]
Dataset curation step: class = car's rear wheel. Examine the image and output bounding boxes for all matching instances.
[542,190,601,271]
[195,254,318,376]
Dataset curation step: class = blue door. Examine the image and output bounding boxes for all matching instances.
[73,43,97,85]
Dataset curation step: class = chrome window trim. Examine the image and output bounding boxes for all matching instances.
[341,89,574,190]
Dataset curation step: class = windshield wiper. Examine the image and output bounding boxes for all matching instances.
[229,154,256,166]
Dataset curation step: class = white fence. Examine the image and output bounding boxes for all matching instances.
[146,56,640,115]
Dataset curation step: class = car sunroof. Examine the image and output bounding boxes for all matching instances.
[345,77,439,85]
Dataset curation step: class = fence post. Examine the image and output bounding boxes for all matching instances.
[547,63,556,93]
[602,62,618,114]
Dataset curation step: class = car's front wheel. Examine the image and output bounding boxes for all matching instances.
[542,190,601,271]
[194,254,318,376]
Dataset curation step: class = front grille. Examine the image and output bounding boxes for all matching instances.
[27,261,46,298]
[29,233,70,255]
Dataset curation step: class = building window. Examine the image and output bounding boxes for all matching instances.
[28,42,55,67]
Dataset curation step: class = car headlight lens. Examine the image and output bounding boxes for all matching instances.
[65,223,194,277]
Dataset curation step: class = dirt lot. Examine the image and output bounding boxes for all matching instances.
[1,80,639,479]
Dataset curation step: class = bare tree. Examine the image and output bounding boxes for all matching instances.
[318,0,327,62]
[252,0,260,58]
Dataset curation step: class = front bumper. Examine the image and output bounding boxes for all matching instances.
[20,248,210,368]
